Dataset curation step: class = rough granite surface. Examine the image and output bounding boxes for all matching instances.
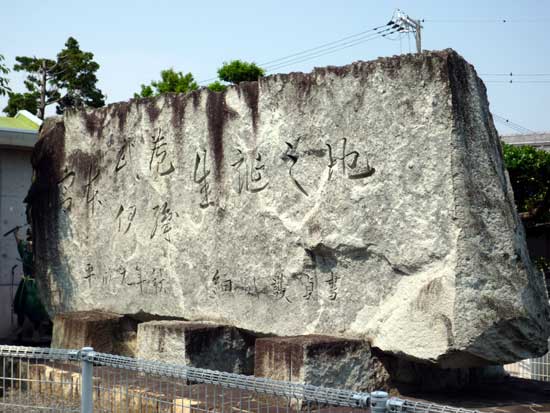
[30,49,550,367]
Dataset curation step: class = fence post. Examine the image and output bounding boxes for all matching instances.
[370,391,389,413]
[80,347,94,413]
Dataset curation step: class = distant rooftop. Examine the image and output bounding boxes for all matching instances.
[501,132,550,151]
[0,110,42,149]
[0,110,42,132]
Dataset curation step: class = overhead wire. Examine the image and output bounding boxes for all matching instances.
[195,14,541,134]
[481,73,550,77]
[422,18,550,23]
[264,27,395,72]
[198,75,219,85]
[493,114,535,134]
[259,24,389,67]
[482,73,550,85]
[197,14,548,84]
[198,22,400,83]
[264,27,399,73]
[485,80,550,84]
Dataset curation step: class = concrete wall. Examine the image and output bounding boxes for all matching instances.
[0,147,33,338]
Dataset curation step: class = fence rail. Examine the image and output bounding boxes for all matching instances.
[0,344,481,413]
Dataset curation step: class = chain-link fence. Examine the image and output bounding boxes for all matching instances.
[0,344,482,413]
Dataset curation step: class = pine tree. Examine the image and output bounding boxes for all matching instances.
[4,37,105,119]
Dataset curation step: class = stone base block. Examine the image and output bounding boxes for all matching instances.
[51,310,137,355]
[137,321,255,374]
[255,335,506,393]
[254,335,391,392]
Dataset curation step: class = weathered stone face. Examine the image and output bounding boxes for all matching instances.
[31,49,550,367]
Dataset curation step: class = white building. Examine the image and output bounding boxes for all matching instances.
[501,133,550,151]
[0,110,40,340]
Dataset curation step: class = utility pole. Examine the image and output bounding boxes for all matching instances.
[38,60,47,120]
[391,9,423,53]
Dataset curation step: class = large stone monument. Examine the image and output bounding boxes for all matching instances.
[30,49,550,368]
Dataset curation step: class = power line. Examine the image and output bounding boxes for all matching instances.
[493,114,535,134]
[199,9,424,83]
[264,27,395,71]
[262,13,421,74]
[259,24,388,67]
[198,76,218,85]
[484,80,550,84]
[422,18,550,23]
[481,73,550,77]
[264,28,399,73]
[481,73,550,84]
[198,23,394,84]
[198,18,407,84]
[265,32,398,73]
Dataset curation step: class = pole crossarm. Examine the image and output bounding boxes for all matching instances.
[388,9,423,53]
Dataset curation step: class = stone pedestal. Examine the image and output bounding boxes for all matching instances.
[254,335,506,393]
[137,321,255,374]
[51,310,137,355]
[254,335,391,392]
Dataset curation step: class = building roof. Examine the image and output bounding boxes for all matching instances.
[0,110,41,131]
[0,110,41,150]
[501,133,550,152]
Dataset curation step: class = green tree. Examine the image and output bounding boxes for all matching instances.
[3,91,39,117]
[4,37,105,119]
[10,55,58,119]
[134,69,198,98]
[207,81,227,92]
[54,37,105,114]
[217,60,265,84]
[0,54,10,96]
[503,143,550,224]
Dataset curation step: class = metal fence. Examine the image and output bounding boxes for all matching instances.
[0,344,481,413]
[504,340,550,381]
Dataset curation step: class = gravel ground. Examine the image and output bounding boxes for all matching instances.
[0,389,79,412]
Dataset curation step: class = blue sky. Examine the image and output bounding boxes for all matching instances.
[1,0,549,134]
